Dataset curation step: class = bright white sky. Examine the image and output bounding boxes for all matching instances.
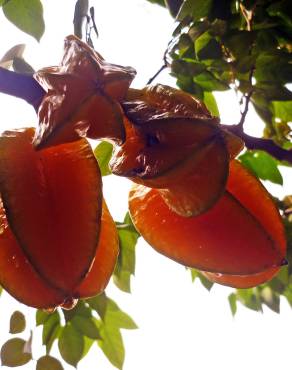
[0,1,291,370]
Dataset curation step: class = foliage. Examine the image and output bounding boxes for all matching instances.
[0,0,291,369]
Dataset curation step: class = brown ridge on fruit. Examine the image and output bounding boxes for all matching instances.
[34,35,136,149]
[75,199,119,298]
[0,128,102,293]
[128,160,286,279]
[201,160,287,288]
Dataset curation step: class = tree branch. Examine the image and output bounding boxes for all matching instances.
[223,124,292,163]
[0,67,45,110]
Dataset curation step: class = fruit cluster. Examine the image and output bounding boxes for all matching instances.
[0,36,286,310]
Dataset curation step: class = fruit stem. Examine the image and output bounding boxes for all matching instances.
[0,67,45,111]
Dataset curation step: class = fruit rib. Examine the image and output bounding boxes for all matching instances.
[0,199,65,309]
[75,199,119,298]
[158,135,228,216]
[0,128,102,293]
[201,160,286,288]
[128,162,285,275]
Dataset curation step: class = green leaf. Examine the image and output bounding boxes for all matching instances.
[190,268,198,282]
[36,355,64,370]
[98,323,125,370]
[195,32,222,60]
[272,101,292,122]
[63,300,92,322]
[9,311,26,334]
[105,298,137,330]
[1,338,32,367]
[260,286,280,313]
[71,316,101,339]
[236,288,263,312]
[87,292,108,319]
[94,141,113,176]
[239,150,283,185]
[113,217,140,293]
[194,71,228,91]
[203,91,219,116]
[58,323,84,367]
[2,0,45,41]
[42,311,61,354]
[36,309,51,326]
[198,273,213,291]
[177,0,212,21]
[228,293,237,316]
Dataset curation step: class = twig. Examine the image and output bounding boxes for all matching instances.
[0,67,45,110]
[223,124,292,163]
[147,64,167,85]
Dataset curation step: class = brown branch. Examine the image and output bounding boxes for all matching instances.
[223,124,292,163]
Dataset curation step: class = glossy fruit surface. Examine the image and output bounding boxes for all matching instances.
[0,196,118,309]
[34,35,136,149]
[0,128,102,293]
[200,160,286,287]
[128,160,286,279]
[75,199,119,298]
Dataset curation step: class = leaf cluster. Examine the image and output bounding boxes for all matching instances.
[162,0,292,146]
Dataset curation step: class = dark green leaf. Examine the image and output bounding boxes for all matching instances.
[273,101,292,122]
[42,311,61,354]
[94,141,113,176]
[71,316,101,339]
[195,32,222,60]
[9,311,26,334]
[63,300,92,322]
[239,150,283,185]
[58,323,84,367]
[228,293,237,316]
[36,355,64,370]
[255,53,292,83]
[177,0,212,21]
[3,0,45,41]
[1,338,32,367]
[267,0,292,28]
[98,323,125,370]
[223,31,255,59]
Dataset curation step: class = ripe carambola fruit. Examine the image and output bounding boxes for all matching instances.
[111,84,244,217]
[34,35,136,149]
[0,128,118,308]
[200,160,286,288]
[128,160,286,281]
[0,196,118,309]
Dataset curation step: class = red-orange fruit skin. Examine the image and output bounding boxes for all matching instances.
[0,128,102,293]
[128,160,286,277]
[0,198,118,309]
[75,200,119,298]
[0,201,65,309]
[201,160,286,288]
